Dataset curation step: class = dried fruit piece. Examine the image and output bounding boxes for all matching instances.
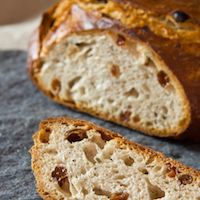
[167,166,177,178]
[65,129,87,143]
[39,128,51,143]
[111,192,129,200]
[123,156,134,166]
[51,78,61,93]
[51,166,68,187]
[120,111,131,122]
[171,10,190,23]
[179,174,193,185]
[133,115,140,123]
[117,34,126,46]
[98,130,113,142]
[157,71,170,88]
[166,163,181,178]
[110,64,120,78]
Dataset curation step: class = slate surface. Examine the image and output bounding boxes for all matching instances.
[0,51,199,200]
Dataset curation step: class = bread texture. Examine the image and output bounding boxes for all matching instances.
[30,117,200,200]
[28,0,200,139]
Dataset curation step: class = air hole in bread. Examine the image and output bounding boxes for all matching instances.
[143,84,150,93]
[146,156,155,165]
[122,156,134,166]
[112,168,119,174]
[45,148,57,155]
[79,86,86,95]
[95,157,102,163]
[87,46,93,54]
[161,106,168,114]
[90,134,106,149]
[146,121,153,127]
[65,129,87,143]
[139,168,149,175]
[153,166,162,172]
[83,143,97,164]
[165,83,175,93]
[114,175,126,180]
[154,112,158,117]
[67,43,80,56]
[124,87,139,98]
[93,187,111,197]
[110,64,120,78]
[144,57,156,68]
[80,167,86,175]
[110,192,129,200]
[39,128,51,143]
[43,192,50,196]
[82,187,89,195]
[157,71,170,88]
[51,78,61,93]
[146,179,165,199]
[68,76,81,89]
[108,99,114,103]
[75,42,90,48]
[103,145,115,159]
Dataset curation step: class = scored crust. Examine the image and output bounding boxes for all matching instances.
[30,117,200,200]
[27,0,200,140]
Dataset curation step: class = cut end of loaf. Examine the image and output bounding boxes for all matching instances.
[34,30,190,137]
[31,117,200,200]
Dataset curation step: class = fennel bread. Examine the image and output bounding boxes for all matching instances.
[30,117,200,200]
[28,0,200,139]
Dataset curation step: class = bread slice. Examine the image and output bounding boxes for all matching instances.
[30,117,200,200]
[28,1,200,139]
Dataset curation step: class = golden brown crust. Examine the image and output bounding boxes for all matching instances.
[30,116,200,200]
[113,0,200,21]
[51,0,200,43]
[27,1,200,140]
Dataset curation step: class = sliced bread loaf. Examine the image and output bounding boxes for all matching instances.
[28,1,200,139]
[30,117,200,200]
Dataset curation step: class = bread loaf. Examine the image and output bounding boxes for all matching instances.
[28,0,200,139]
[30,117,200,200]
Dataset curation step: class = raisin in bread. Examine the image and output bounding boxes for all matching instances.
[28,0,200,139]
[30,117,200,200]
